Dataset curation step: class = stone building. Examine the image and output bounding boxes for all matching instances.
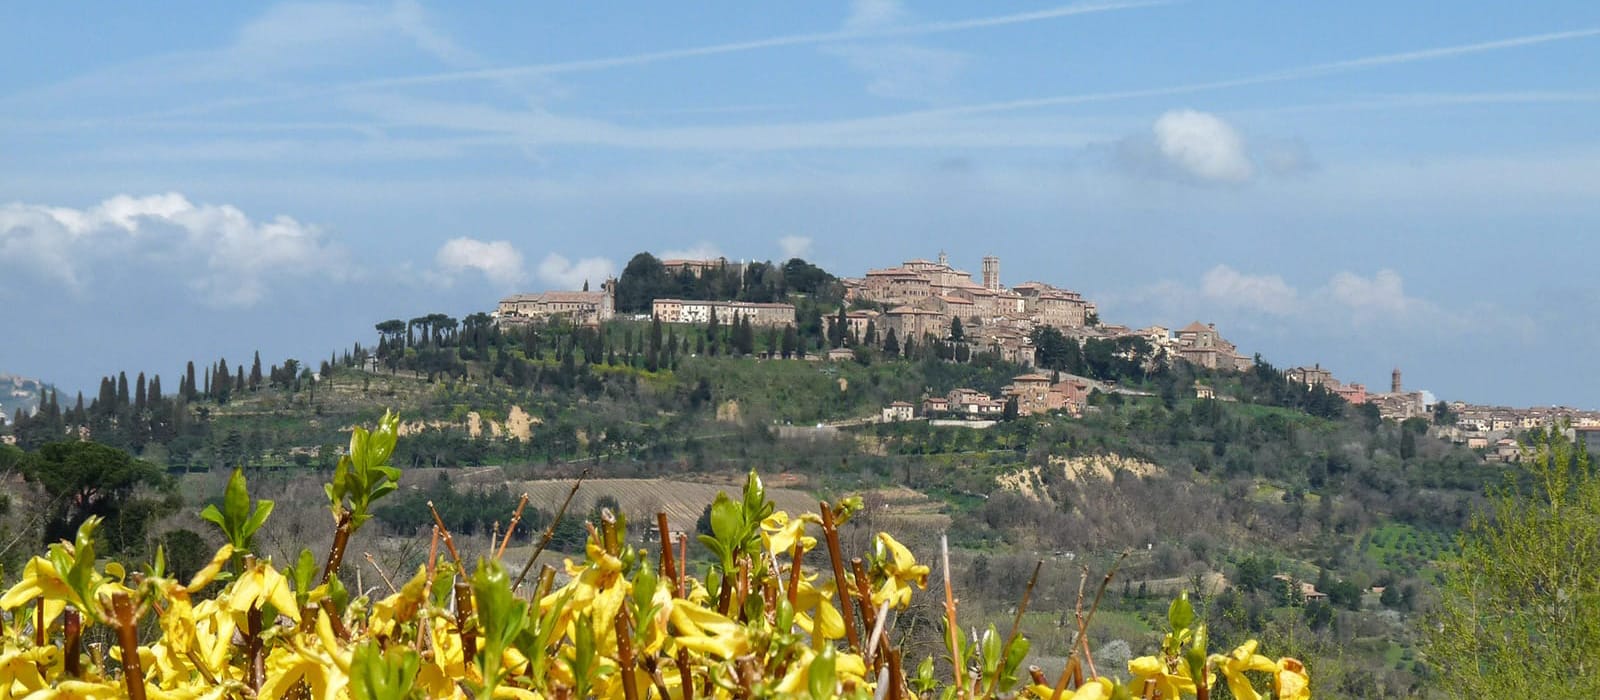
[652,299,795,327]
[496,279,617,325]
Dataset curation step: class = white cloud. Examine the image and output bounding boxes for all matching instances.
[658,243,723,261]
[0,192,341,306]
[1323,269,1424,318]
[778,235,813,260]
[1153,109,1253,183]
[1199,265,1299,315]
[435,238,527,289]
[536,253,615,290]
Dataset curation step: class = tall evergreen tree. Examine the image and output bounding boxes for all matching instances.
[185,361,197,401]
[781,324,799,359]
[134,373,147,413]
[116,372,130,410]
[149,375,162,404]
[250,351,263,390]
[883,328,900,356]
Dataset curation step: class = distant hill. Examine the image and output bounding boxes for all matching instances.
[0,373,50,422]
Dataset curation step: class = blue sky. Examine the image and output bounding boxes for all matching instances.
[2,1,1598,407]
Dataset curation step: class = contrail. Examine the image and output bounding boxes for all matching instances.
[902,27,1600,117]
[347,0,1171,90]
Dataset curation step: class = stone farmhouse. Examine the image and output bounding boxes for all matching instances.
[496,278,617,326]
[651,298,796,327]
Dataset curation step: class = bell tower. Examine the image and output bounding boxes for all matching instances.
[1391,367,1402,394]
[982,255,1000,291]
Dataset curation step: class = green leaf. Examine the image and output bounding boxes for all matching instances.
[1168,592,1195,632]
[198,504,225,529]
[709,493,742,544]
[808,643,837,700]
[244,499,275,538]
[223,468,249,532]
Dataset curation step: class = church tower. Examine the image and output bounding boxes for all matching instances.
[982,255,1000,291]
[1391,367,1402,394]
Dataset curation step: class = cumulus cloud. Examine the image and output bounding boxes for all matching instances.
[0,192,341,306]
[658,243,723,261]
[1200,265,1299,315]
[1153,109,1254,183]
[778,235,813,260]
[536,253,616,290]
[435,238,527,288]
[1324,269,1426,318]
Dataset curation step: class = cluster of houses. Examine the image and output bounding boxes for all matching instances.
[880,372,1098,423]
[490,251,1260,374]
[1284,365,1429,420]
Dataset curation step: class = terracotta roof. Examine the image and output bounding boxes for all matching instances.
[1180,321,1212,333]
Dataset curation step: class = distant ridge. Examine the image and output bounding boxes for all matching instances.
[0,373,51,420]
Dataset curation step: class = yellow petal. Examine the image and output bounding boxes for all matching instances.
[186,545,234,593]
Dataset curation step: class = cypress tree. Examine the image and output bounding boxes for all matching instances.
[250,351,263,390]
[185,362,197,401]
[150,375,162,404]
[116,372,130,410]
[134,372,147,412]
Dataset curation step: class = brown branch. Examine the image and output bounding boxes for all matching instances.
[514,468,588,592]
[63,608,81,677]
[110,593,147,700]
[615,605,640,700]
[427,501,464,567]
[454,579,476,661]
[850,558,883,670]
[657,512,682,597]
[320,510,354,585]
[496,493,532,560]
[786,540,804,611]
[820,500,861,651]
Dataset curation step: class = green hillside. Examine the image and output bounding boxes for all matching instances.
[0,312,1511,698]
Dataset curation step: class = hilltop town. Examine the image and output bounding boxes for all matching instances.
[498,252,1557,432]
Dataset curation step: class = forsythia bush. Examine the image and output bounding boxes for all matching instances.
[0,411,1308,699]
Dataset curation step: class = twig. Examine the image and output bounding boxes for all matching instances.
[496,493,531,560]
[615,605,640,700]
[514,468,589,592]
[110,593,148,700]
[657,512,682,597]
[427,526,441,578]
[850,558,883,669]
[427,501,464,567]
[454,579,476,661]
[787,540,804,610]
[1003,560,1043,665]
[820,500,862,651]
[63,608,81,677]
[941,534,965,698]
[1075,551,1129,679]
[364,552,399,594]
